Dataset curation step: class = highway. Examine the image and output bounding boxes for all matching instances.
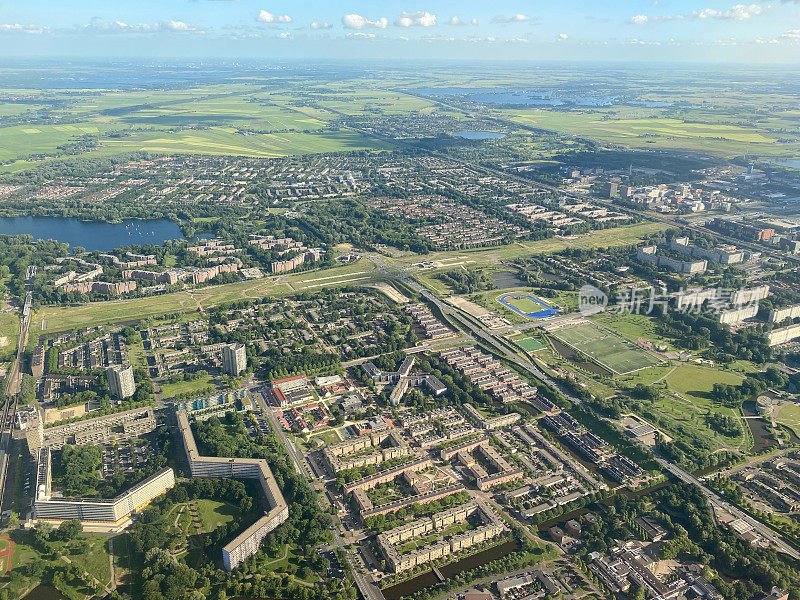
[364,253,800,561]
[658,458,800,560]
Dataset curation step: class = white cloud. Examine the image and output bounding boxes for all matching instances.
[342,14,388,29]
[310,21,332,30]
[346,31,377,39]
[0,23,45,34]
[471,18,479,25]
[256,10,292,23]
[492,14,533,23]
[277,31,292,38]
[556,33,568,41]
[782,28,800,39]
[81,19,204,33]
[394,11,437,27]
[448,16,465,26]
[694,4,763,19]
[629,3,765,24]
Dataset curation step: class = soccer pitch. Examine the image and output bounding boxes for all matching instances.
[552,322,659,374]
[515,337,546,352]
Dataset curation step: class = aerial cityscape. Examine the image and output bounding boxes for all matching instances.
[0,2,799,600]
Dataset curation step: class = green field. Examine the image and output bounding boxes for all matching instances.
[664,365,743,400]
[30,259,378,337]
[499,108,800,157]
[0,312,19,361]
[515,337,546,352]
[159,373,213,400]
[777,404,800,438]
[500,295,548,315]
[100,127,390,158]
[552,322,660,374]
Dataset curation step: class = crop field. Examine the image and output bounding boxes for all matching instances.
[552,322,660,374]
[0,122,124,162]
[0,84,395,164]
[100,127,390,158]
[499,108,799,157]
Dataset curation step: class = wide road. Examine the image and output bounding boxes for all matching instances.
[254,387,386,600]
[253,389,312,481]
[658,458,800,560]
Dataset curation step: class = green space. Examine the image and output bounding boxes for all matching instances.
[515,337,545,352]
[591,311,675,352]
[30,258,377,337]
[195,499,240,533]
[126,340,147,370]
[159,372,213,400]
[776,404,800,438]
[552,322,661,374]
[0,311,19,361]
[664,365,744,401]
[1,529,113,599]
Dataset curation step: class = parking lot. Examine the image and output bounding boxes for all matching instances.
[101,441,155,478]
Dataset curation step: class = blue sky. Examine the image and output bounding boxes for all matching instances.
[0,1,798,62]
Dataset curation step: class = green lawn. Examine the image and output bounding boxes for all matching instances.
[195,499,240,532]
[126,340,148,370]
[0,312,19,361]
[664,365,743,400]
[159,373,213,400]
[777,404,800,438]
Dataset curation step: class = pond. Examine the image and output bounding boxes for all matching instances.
[23,585,68,600]
[490,270,527,289]
[382,539,519,600]
[453,130,506,140]
[0,216,184,251]
[742,398,775,453]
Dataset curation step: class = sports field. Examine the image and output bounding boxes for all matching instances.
[515,337,546,352]
[497,293,558,318]
[551,322,660,374]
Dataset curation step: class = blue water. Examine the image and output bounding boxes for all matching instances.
[770,159,800,169]
[454,130,506,140]
[411,87,619,107]
[0,216,184,251]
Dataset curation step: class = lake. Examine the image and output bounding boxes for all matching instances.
[454,130,506,140]
[770,158,800,169]
[0,216,184,251]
